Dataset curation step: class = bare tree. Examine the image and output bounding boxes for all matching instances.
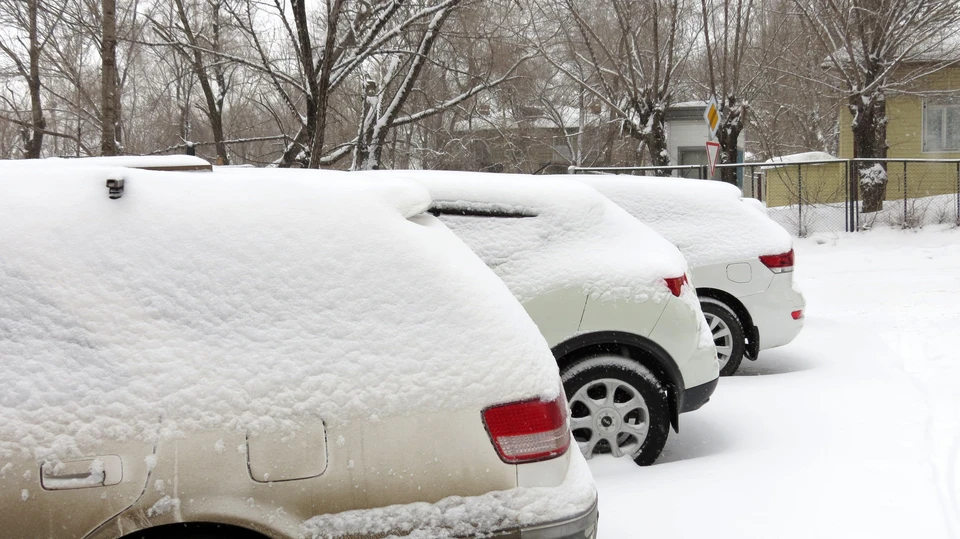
[745,0,838,160]
[100,0,119,154]
[698,0,754,183]
[534,0,697,172]
[0,0,70,158]
[146,0,236,163]
[795,0,960,210]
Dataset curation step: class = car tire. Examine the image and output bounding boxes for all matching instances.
[701,299,746,376]
[561,356,670,466]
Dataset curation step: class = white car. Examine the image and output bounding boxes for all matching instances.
[362,170,719,466]
[577,175,806,376]
[0,163,598,539]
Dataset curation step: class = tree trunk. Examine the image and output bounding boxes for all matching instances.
[24,0,45,159]
[850,94,887,212]
[716,96,744,186]
[646,107,670,174]
[100,0,119,156]
[625,95,670,175]
[352,91,379,170]
[174,0,229,164]
[308,0,344,169]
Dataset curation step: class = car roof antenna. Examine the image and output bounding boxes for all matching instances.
[106,177,125,199]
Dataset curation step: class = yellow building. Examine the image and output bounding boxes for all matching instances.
[764,67,960,208]
[837,67,960,203]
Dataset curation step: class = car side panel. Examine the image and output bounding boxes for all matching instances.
[1,442,154,539]
[89,410,517,539]
[648,296,719,389]
[689,260,774,299]
[577,296,666,339]
[522,289,589,348]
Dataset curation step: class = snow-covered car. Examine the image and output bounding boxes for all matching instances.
[0,164,598,539]
[577,175,806,376]
[361,170,719,466]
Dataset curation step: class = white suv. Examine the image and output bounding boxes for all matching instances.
[578,175,806,375]
[363,170,720,466]
[0,163,598,539]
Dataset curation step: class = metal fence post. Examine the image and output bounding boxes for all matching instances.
[903,161,908,227]
[855,161,860,230]
[844,162,849,232]
[797,163,803,236]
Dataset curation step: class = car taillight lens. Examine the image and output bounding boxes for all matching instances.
[665,275,688,297]
[759,249,795,273]
[792,310,804,320]
[482,394,570,464]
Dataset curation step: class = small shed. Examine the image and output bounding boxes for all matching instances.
[665,101,746,179]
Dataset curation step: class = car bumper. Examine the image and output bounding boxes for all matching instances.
[740,274,806,350]
[482,452,598,539]
[679,377,718,413]
[518,498,599,539]
[480,498,598,539]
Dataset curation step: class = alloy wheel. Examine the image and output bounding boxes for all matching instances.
[568,378,650,459]
[705,311,734,369]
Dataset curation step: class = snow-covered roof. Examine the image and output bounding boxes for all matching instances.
[576,175,793,267]
[359,170,690,306]
[0,164,560,461]
[670,100,708,109]
[454,105,607,132]
[42,154,212,171]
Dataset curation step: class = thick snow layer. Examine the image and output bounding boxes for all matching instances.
[40,155,211,169]
[300,450,597,539]
[859,163,888,186]
[577,175,794,266]
[360,171,691,306]
[0,165,560,461]
[592,225,960,538]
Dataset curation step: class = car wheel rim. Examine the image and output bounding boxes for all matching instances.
[568,378,650,459]
[705,312,733,369]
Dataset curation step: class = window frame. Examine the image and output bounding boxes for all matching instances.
[922,101,960,153]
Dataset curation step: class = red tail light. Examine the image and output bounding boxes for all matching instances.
[482,394,570,464]
[791,310,804,320]
[759,249,795,273]
[665,275,688,297]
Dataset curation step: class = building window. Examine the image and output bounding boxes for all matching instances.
[923,102,960,152]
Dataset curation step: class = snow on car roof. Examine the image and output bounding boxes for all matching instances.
[359,170,689,305]
[0,164,560,461]
[41,154,213,171]
[575,175,793,267]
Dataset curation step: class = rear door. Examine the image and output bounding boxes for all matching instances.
[2,441,154,538]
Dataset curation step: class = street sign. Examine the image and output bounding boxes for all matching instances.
[703,96,720,139]
[706,140,721,177]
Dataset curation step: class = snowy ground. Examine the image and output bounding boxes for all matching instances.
[591,225,960,538]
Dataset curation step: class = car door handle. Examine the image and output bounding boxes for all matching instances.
[40,455,123,490]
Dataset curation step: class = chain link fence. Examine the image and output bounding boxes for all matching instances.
[569,159,960,236]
